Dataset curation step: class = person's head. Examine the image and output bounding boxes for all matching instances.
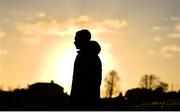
[89,41,101,54]
[74,29,91,50]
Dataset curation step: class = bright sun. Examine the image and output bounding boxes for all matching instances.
[53,48,76,93]
[39,40,76,94]
[39,30,116,95]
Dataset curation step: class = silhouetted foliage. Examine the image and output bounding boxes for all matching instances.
[0,81,180,110]
[139,74,170,93]
[103,70,121,98]
[139,74,159,90]
[157,81,169,92]
[125,86,180,110]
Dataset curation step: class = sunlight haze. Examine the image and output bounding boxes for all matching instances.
[0,0,180,97]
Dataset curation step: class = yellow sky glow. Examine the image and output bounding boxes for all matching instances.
[1,0,180,96]
[38,28,117,95]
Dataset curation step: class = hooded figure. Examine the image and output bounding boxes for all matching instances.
[70,30,102,109]
[86,40,102,102]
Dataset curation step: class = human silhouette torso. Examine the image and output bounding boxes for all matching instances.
[71,39,102,107]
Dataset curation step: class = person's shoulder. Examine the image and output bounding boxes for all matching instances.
[89,41,101,54]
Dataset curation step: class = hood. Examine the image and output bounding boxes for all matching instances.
[89,41,101,54]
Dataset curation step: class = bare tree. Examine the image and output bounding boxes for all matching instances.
[140,74,149,89]
[139,74,159,90]
[103,70,121,98]
[158,81,169,92]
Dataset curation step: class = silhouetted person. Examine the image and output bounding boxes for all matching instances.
[70,29,102,110]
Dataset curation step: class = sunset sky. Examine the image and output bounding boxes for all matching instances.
[0,0,180,97]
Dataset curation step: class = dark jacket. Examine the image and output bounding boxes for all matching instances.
[70,41,102,105]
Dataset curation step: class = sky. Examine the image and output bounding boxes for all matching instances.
[0,0,180,97]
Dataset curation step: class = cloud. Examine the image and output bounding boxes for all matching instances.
[151,26,163,31]
[17,17,59,35]
[0,49,8,55]
[147,49,175,57]
[17,16,128,45]
[36,12,46,18]
[148,50,156,55]
[153,36,162,42]
[0,31,6,38]
[160,44,180,58]
[171,16,180,21]
[168,22,180,39]
[163,16,180,21]
[103,19,127,30]
[21,36,43,45]
[17,17,62,45]
[175,22,180,31]
[169,32,180,38]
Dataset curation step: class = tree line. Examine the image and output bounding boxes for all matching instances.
[103,70,171,98]
[0,71,179,110]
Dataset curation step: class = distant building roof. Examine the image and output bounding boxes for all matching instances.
[28,81,64,96]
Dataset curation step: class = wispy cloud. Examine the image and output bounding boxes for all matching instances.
[168,22,180,39]
[163,16,180,21]
[0,31,8,55]
[150,22,180,58]
[17,15,128,45]
[36,12,46,18]
[160,44,180,58]
[153,36,162,42]
[171,16,180,21]
[21,36,43,45]
[175,22,180,31]
[148,50,156,55]
[169,32,180,38]
[0,49,8,55]
[151,26,163,31]
[0,31,6,38]
[103,19,127,30]
[147,44,180,58]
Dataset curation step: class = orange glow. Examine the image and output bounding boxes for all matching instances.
[38,29,116,94]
